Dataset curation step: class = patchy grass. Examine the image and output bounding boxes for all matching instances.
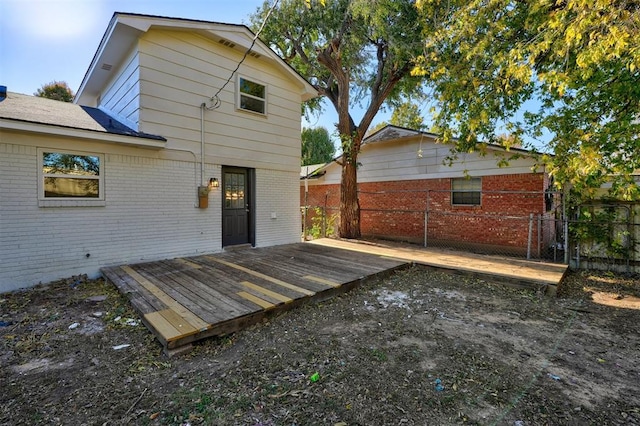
[1,268,639,425]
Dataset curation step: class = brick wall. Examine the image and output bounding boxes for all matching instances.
[1,142,301,292]
[302,173,551,254]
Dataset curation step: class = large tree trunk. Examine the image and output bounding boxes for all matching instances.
[339,156,361,239]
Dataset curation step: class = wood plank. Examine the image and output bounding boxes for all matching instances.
[160,260,265,315]
[303,275,341,288]
[102,266,165,314]
[240,281,293,303]
[237,291,275,309]
[158,308,198,335]
[129,262,227,323]
[154,260,254,320]
[143,311,182,342]
[173,258,203,269]
[121,265,210,331]
[205,256,315,296]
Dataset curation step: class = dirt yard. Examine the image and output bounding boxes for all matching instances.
[1,266,639,425]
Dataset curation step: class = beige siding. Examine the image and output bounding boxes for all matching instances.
[310,137,540,186]
[137,29,303,173]
[99,47,141,129]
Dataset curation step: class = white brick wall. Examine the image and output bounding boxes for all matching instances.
[1,142,302,292]
[254,168,302,247]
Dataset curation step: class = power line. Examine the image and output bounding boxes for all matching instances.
[204,0,280,110]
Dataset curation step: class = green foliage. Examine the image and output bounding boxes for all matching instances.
[369,101,427,134]
[306,207,337,239]
[413,0,640,200]
[390,101,426,130]
[570,205,633,261]
[34,81,74,102]
[253,0,431,237]
[301,126,335,165]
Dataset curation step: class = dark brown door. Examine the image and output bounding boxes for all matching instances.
[222,167,250,246]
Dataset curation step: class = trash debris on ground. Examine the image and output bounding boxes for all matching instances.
[68,322,80,330]
[112,344,131,350]
[434,378,444,391]
[85,295,108,303]
[547,373,561,381]
[310,372,320,382]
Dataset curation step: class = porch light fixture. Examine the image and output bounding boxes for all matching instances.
[209,177,219,188]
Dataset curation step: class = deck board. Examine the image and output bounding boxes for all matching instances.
[102,240,567,353]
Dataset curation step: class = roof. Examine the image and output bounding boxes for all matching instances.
[76,12,318,106]
[300,124,543,180]
[300,163,328,178]
[365,124,537,155]
[0,92,166,146]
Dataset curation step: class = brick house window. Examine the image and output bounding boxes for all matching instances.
[38,149,105,206]
[237,76,266,115]
[451,177,481,206]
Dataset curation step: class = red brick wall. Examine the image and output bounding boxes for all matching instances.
[301,173,549,254]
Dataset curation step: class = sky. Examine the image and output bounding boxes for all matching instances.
[0,0,392,138]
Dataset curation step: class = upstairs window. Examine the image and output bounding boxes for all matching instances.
[237,76,266,115]
[451,177,481,206]
[40,150,103,200]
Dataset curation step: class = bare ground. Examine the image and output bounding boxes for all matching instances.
[1,266,639,426]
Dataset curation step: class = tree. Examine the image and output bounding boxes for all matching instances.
[302,127,335,166]
[389,101,425,130]
[35,81,74,102]
[253,0,434,237]
[367,101,426,135]
[414,0,640,200]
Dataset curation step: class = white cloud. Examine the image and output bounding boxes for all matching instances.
[4,0,107,40]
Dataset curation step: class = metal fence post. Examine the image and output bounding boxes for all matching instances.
[537,214,542,259]
[424,190,430,247]
[527,213,533,259]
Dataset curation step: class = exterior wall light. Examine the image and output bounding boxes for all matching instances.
[209,177,219,188]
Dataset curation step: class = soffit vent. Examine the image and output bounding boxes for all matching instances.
[248,51,261,59]
[101,63,113,71]
[218,38,236,49]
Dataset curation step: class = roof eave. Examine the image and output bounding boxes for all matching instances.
[1,118,167,149]
[75,13,318,105]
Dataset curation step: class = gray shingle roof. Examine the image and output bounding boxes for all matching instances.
[0,92,165,141]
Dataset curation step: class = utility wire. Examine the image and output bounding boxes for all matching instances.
[205,0,280,109]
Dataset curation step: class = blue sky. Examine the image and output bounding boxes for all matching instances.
[0,0,394,137]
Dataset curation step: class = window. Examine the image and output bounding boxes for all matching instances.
[451,177,481,206]
[39,150,104,203]
[237,76,266,114]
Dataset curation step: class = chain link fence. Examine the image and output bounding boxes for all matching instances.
[567,202,639,274]
[302,188,639,272]
[303,188,566,262]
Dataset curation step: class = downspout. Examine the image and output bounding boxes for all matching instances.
[198,97,221,209]
[200,102,206,187]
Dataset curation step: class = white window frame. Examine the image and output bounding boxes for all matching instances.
[236,75,267,116]
[451,177,481,206]
[38,148,105,207]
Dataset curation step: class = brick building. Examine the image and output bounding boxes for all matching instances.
[301,126,558,256]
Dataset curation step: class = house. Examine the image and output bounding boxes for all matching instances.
[0,12,317,292]
[301,125,560,257]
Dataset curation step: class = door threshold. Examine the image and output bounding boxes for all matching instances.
[223,243,253,251]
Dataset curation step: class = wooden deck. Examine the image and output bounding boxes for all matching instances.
[102,240,568,354]
[310,239,569,291]
[101,243,407,353]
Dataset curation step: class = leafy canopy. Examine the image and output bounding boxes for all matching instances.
[302,127,335,166]
[414,0,640,200]
[253,0,436,237]
[35,81,74,102]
